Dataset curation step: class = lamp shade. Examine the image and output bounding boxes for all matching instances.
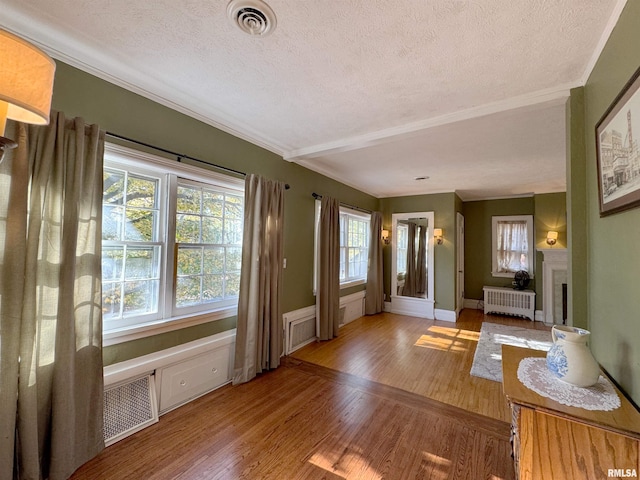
[0,29,55,126]
[433,228,443,237]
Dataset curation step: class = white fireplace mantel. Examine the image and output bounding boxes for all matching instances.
[539,248,568,325]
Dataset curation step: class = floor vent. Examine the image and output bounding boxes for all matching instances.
[103,374,159,446]
[284,307,317,354]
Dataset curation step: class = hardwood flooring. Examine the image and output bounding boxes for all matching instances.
[72,309,544,479]
[292,309,550,422]
[73,356,514,479]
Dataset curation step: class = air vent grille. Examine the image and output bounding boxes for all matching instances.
[227,0,277,37]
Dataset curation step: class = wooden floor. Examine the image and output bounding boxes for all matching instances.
[293,309,550,423]
[72,309,546,479]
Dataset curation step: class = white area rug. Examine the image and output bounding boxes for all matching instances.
[470,322,552,382]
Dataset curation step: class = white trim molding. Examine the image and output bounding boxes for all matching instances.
[388,295,435,319]
[434,309,457,323]
[463,298,483,310]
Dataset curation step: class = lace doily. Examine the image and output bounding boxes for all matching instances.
[517,357,621,411]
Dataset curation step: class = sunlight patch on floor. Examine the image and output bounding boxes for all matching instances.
[308,449,378,479]
[413,326,480,352]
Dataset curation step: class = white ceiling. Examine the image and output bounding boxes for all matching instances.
[0,0,627,200]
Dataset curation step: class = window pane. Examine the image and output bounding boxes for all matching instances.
[102,247,124,281]
[177,247,203,276]
[176,214,201,243]
[224,218,243,245]
[123,280,158,315]
[203,192,224,216]
[226,247,242,272]
[125,247,159,280]
[203,247,225,274]
[202,217,223,244]
[224,194,243,219]
[103,170,125,205]
[103,205,123,241]
[202,274,224,302]
[102,282,122,321]
[124,208,156,241]
[225,273,241,298]
[176,276,202,307]
[177,185,201,213]
[127,175,157,208]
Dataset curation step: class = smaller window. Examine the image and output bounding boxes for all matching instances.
[492,215,534,278]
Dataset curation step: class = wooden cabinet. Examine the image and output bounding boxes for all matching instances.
[502,345,640,480]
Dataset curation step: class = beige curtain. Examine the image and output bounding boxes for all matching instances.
[317,196,340,340]
[233,174,285,385]
[416,225,427,295]
[365,211,383,314]
[403,222,417,297]
[0,112,105,480]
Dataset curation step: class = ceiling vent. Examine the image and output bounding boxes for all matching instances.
[227,0,277,37]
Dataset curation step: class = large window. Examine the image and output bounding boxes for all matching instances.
[314,201,370,290]
[102,144,244,335]
[339,211,369,284]
[492,215,534,277]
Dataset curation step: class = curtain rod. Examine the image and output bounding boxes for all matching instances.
[311,192,372,214]
[106,131,289,189]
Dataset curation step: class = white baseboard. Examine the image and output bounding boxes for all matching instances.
[282,304,316,324]
[535,310,545,322]
[463,298,482,310]
[434,309,457,323]
[340,290,366,325]
[383,301,392,312]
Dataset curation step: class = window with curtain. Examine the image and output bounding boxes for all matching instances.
[491,215,534,277]
[102,144,244,336]
[396,223,408,275]
[314,201,370,290]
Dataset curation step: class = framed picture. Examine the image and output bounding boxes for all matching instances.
[596,66,640,216]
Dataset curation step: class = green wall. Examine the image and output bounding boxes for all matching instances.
[462,196,535,300]
[50,62,378,365]
[567,88,588,328]
[461,194,566,310]
[580,0,640,404]
[380,193,457,312]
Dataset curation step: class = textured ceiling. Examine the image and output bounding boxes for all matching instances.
[0,0,626,199]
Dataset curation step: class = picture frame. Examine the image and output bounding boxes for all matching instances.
[595,65,640,216]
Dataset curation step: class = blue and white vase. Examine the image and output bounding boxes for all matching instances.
[546,325,600,387]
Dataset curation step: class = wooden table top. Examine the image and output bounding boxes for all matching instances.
[502,344,640,438]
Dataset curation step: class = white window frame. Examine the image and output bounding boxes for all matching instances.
[102,143,244,345]
[339,207,370,288]
[313,200,370,292]
[491,215,534,278]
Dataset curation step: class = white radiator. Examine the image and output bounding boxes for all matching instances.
[483,286,535,321]
[103,374,159,446]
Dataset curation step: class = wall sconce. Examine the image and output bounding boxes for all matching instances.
[0,29,56,163]
[381,229,390,245]
[433,228,443,245]
[546,231,558,246]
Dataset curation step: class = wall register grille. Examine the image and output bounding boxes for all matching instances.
[103,374,159,446]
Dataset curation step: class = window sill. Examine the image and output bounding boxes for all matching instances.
[491,271,535,279]
[103,305,238,346]
[340,279,366,290]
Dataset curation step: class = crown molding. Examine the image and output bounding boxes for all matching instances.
[0,9,288,158]
[284,85,574,161]
[579,0,629,85]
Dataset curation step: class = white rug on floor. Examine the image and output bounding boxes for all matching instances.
[470,322,552,382]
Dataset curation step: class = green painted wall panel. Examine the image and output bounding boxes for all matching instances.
[581,0,640,404]
[567,88,588,329]
[462,197,535,300]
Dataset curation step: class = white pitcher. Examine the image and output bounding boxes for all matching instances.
[546,325,600,387]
